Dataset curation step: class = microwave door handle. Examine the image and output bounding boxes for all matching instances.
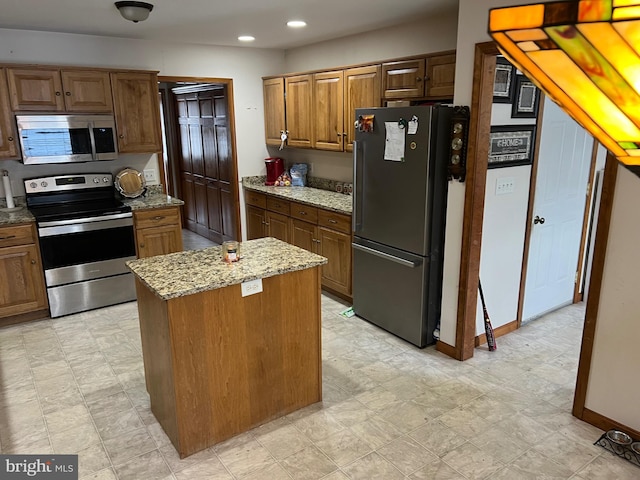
[88,121,97,160]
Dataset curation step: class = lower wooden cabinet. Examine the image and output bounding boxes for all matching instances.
[133,206,184,258]
[246,190,352,299]
[0,223,48,319]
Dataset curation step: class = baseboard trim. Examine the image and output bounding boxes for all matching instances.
[475,319,518,347]
[436,340,458,359]
[581,408,640,440]
[0,309,50,328]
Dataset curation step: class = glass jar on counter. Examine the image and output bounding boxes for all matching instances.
[222,240,240,263]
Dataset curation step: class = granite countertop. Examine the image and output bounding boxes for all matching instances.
[243,177,352,215]
[127,237,327,300]
[122,192,184,210]
[0,206,34,226]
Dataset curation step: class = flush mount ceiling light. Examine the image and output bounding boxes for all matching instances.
[287,20,307,28]
[115,1,154,23]
[238,35,255,42]
[489,0,640,169]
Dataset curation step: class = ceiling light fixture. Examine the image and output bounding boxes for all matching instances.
[115,1,154,23]
[489,0,640,170]
[238,35,255,42]
[287,20,307,28]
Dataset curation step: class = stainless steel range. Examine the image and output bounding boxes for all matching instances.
[25,173,136,318]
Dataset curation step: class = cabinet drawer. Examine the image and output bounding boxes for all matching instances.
[290,202,318,223]
[318,210,351,234]
[135,207,180,229]
[245,190,266,208]
[0,223,35,248]
[266,196,290,215]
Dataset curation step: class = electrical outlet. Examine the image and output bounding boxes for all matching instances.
[241,279,263,297]
[495,177,515,195]
[143,169,156,182]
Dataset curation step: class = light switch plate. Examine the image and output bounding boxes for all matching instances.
[143,169,156,182]
[241,279,263,297]
[496,177,515,195]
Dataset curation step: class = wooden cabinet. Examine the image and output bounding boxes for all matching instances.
[0,69,19,159]
[382,52,456,100]
[111,72,163,153]
[317,227,351,296]
[0,223,48,319]
[284,74,313,148]
[312,70,344,152]
[246,205,267,240]
[263,78,286,147]
[266,211,289,242]
[7,68,112,112]
[133,207,183,258]
[344,65,381,152]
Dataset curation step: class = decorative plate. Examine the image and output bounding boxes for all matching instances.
[115,168,146,198]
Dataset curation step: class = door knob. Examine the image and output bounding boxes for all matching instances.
[534,215,545,224]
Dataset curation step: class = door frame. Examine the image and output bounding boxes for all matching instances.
[158,76,242,241]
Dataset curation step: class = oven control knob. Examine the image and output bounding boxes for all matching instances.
[93,177,100,184]
[40,181,48,188]
[30,182,37,189]
[103,177,109,183]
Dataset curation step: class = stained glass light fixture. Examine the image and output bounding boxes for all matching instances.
[489,0,640,169]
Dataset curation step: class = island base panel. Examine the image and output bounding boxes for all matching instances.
[136,267,322,458]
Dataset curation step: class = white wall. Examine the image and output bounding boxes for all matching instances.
[0,28,285,235]
[585,166,640,432]
[444,0,555,346]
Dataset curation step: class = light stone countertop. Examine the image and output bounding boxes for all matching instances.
[122,192,184,210]
[242,177,352,215]
[0,205,34,226]
[127,237,328,300]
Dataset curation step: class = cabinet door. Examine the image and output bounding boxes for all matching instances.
[0,69,19,159]
[7,68,65,111]
[285,75,313,148]
[381,59,426,99]
[425,53,456,99]
[266,211,290,243]
[344,65,381,153]
[318,227,352,296]
[111,72,162,153]
[61,70,113,112]
[312,71,344,151]
[263,78,286,146]
[0,244,47,318]
[291,219,318,253]
[136,225,182,258]
[246,205,266,240]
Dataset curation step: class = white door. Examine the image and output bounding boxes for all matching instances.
[523,97,593,322]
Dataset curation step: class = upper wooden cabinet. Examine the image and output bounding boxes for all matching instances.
[0,69,19,160]
[382,51,456,100]
[312,70,344,152]
[7,68,113,112]
[344,65,381,152]
[263,77,286,147]
[111,72,162,154]
[285,74,313,148]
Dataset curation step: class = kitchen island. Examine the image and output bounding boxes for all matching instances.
[126,237,327,458]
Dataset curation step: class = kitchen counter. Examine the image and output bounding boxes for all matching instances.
[122,191,184,210]
[131,236,324,458]
[127,236,327,300]
[0,206,34,226]
[242,176,352,214]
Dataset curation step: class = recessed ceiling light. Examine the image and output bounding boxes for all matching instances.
[287,20,307,28]
[238,35,255,42]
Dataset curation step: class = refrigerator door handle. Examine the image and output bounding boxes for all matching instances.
[353,140,363,233]
[352,243,422,268]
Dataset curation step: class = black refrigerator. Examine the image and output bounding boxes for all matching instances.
[352,105,453,348]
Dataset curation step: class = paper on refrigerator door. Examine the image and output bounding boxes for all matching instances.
[384,122,405,162]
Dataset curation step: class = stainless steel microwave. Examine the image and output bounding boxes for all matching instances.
[16,114,118,164]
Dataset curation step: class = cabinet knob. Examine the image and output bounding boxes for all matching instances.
[119,134,125,139]
[153,216,164,221]
[329,219,338,224]
[140,244,145,248]
[65,91,71,96]
[55,91,61,96]
[0,235,16,240]
[424,75,430,81]
[337,133,342,137]
[299,211,307,215]
[264,222,270,226]
[416,77,423,82]
[31,259,36,265]
[7,136,13,142]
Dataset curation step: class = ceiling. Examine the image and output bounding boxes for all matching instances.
[0,0,459,50]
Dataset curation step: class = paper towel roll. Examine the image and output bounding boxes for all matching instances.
[2,170,15,209]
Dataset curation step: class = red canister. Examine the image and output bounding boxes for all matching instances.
[265,157,284,186]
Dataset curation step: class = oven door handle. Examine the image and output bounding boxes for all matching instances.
[38,215,133,237]
[38,212,133,228]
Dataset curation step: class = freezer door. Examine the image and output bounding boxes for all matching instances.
[354,106,435,256]
[352,237,433,347]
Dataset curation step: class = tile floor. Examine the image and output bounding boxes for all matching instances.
[1,295,639,480]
